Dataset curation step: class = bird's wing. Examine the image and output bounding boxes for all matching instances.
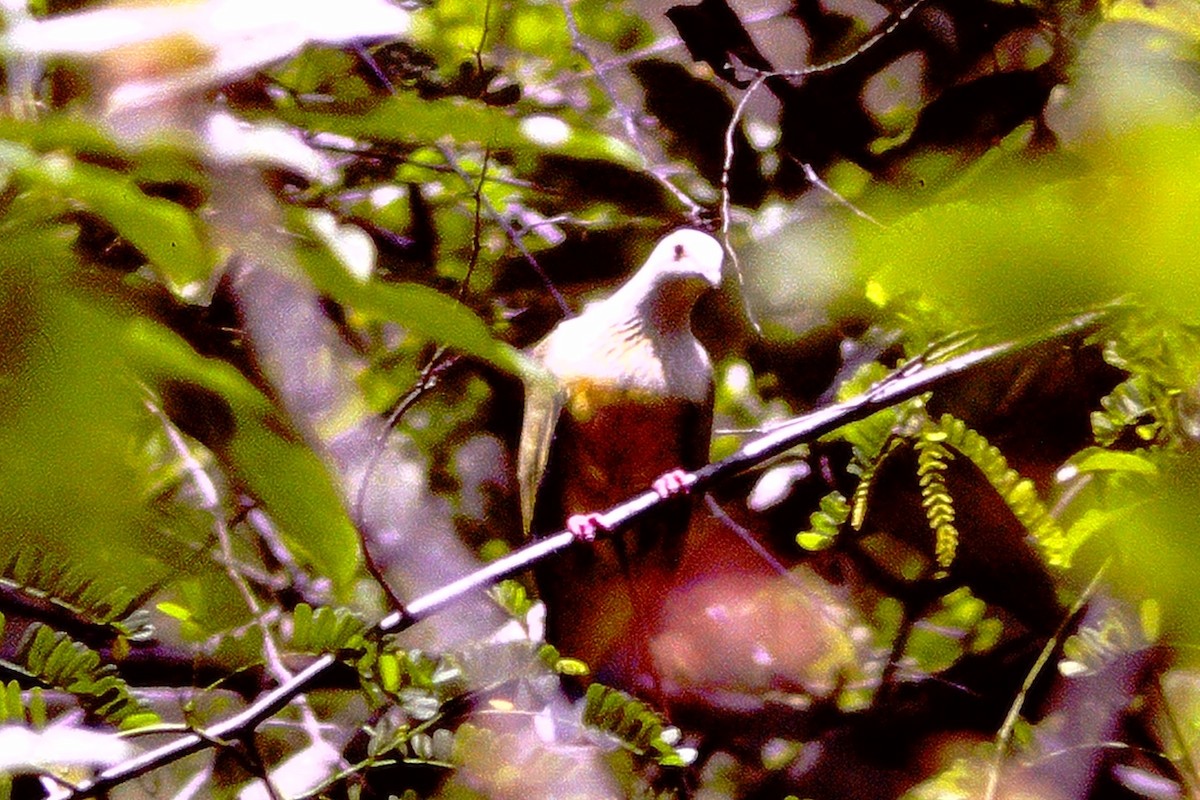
[691,378,716,469]
[518,360,566,536]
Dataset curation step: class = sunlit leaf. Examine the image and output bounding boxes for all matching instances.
[2,0,411,110]
[0,141,215,297]
[856,123,1200,333]
[1073,449,1159,475]
[277,95,639,167]
[295,211,537,379]
[1102,0,1200,42]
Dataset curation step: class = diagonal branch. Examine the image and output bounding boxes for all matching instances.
[68,311,1103,799]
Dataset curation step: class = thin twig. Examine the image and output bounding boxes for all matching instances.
[352,347,458,610]
[242,737,286,800]
[436,143,570,316]
[536,4,791,90]
[558,0,704,219]
[718,69,766,310]
[752,0,927,83]
[716,0,925,329]
[244,507,324,606]
[460,147,491,302]
[719,0,928,208]
[795,159,882,226]
[983,557,1111,800]
[717,0,925,236]
[474,0,492,77]
[703,493,792,578]
[149,399,329,798]
[352,145,488,578]
[1148,673,1200,795]
[703,493,852,633]
[153,399,329,771]
[171,762,215,800]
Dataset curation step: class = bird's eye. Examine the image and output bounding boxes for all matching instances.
[673,244,685,261]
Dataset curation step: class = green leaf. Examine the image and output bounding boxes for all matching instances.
[1064,508,1122,557]
[0,114,130,164]
[123,317,363,595]
[276,95,639,167]
[555,657,590,677]
[855,123,1200,333]
[155,601,192,622]
[0,141,215,297]
[798,491,849,551]
[489,579,534,618]
[7,624,158,728]
[378,652,401,692]
[1073,449,1159,475]
[0,225,185,598]
[1102,0,1200,42]
[295,211,536,379]
[581,683,690,766]
[1141,598,1161,643]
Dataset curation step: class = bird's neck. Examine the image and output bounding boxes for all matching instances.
[593,279,711,401]
[605,274,702,340]
[539,274,711,402]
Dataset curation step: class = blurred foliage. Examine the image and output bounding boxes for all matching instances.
[0,0,1196,798]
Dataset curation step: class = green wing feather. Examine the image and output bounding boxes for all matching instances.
[518,360,566,536]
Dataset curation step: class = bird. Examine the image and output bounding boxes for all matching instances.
[518,228,724,695]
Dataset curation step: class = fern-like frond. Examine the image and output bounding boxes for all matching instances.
[0,678,45,728]
[798,491,850,552]
[288,603,368,657]
[583,684,694,767]
[0,549,153,644]
[1091,309,1200,448]
[490,579,536,619]
[828,361,930,534]
[1091,374,1160,447]
[0,616,158,730]
[930,414,1070,567]
[850,436,904,530]
[1059,604,1143,677]
[830,362,915,466]
[362,643,469,720]
[915,428,958,574]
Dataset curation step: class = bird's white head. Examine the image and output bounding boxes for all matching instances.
[643,228,724,289]
[609,229,725,328]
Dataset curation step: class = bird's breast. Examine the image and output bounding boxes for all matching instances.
[555,382,707,512]
[539,316,711,405]
[532,380,711,683]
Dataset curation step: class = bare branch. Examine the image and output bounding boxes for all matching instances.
[557,0,705,219]
[151,397,332,794]
[984,559,1110,800]
[719,0,929,217]
[717,0,926,283]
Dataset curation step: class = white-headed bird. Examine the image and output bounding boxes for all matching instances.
[519,229,724,694]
